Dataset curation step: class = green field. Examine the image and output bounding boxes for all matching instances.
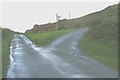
[25,29,75,47]
[80,33,118,70]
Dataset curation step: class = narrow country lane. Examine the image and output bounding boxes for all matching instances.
[7,28,118,78]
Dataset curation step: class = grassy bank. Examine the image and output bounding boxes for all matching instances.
[25,29,74,47]
[2,28,14,78]
[0,28,2,79]
[80,34,118,70]
[79,4,118,71]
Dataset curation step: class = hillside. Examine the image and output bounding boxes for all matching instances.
[80,4,118,70]
[79,4,118,44]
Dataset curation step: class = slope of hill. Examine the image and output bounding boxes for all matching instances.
[79,4,118,43]
[80,4,118,70]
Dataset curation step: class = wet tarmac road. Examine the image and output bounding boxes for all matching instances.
[7,28,118,78]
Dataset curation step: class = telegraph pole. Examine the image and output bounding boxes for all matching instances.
[67,12,70,29]
[56,13,61,31]
[56,14,58,31]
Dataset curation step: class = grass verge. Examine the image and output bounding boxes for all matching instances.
[2,31,14,78]
[25,29,75,47]
[0,29,2,79]
[80,34,118,71]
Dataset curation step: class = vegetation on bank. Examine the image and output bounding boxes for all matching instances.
[25,29,75,47]
[0,28,2,79]
[80,34,118,70]
[80,4,118,70]
[2,28,14,78]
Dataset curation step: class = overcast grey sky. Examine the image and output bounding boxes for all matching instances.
[0,1,119,32]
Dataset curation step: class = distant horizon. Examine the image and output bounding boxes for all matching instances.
[1,2,118,32]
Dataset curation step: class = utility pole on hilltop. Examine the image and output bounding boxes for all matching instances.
[67,12,70,29]
[56,14,58,31]
[56,13,61,31]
